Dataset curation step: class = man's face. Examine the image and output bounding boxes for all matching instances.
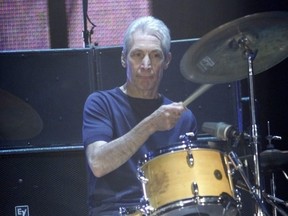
[123,31,170,96]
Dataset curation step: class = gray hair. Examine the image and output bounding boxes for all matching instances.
[122,16,171,60]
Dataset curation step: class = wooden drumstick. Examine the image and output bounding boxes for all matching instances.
[183,84,214,107]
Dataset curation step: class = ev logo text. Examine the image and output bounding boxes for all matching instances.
[15,205,29,216]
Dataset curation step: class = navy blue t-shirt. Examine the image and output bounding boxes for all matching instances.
[82,87,197,215]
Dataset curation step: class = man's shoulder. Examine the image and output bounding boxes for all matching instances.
[88,87,122,99]
[85,87,127,107]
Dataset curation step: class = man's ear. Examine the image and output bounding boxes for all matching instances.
[121,52,126,68]
[164,52,172,70]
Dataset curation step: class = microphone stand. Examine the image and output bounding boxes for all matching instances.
[238,36,265,215]
[82,0,89,47]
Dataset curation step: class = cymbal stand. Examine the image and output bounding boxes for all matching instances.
[239,36,264,215]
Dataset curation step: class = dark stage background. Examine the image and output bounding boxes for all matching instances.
[1,1,288,216]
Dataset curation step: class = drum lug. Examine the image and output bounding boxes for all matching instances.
[191,181,199,197]
[186,148,194,167]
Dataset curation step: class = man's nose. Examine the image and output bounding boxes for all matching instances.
[141,54,151,69]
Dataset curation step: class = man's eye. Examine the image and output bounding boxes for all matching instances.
[132,51,144,58]
[151,52,163,60]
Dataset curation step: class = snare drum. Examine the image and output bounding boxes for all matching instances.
[138,143,240,216]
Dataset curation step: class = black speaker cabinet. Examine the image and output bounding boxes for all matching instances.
[0,48,96,148]
[0,148,88,216]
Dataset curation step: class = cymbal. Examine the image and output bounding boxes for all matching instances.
[260,149,288,168]
[0,89,43,140]
[180,11,288,84]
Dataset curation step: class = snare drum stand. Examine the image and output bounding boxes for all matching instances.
[263,170,288,216]
[228,151,270,216]
[266,121,280,216]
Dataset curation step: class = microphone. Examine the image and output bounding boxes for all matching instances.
[201,122,240,141]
